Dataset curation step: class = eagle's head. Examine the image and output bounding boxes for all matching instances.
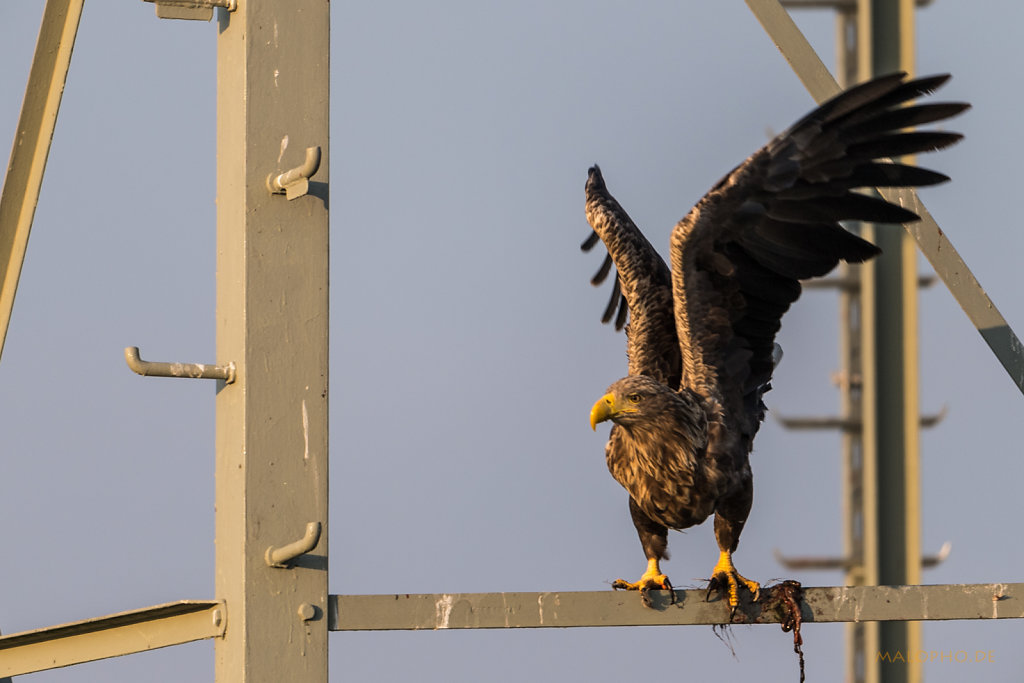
[590,375,709,450]
[590,375,679,430]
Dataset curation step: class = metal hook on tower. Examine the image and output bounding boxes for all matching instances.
[267,146,321,200]
[265,522,322,568]
[124,346,236,383]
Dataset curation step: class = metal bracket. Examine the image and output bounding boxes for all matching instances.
[265,522,322,568]
[124,346,236,383]
[267,146,321,200]
[143,0,237,21]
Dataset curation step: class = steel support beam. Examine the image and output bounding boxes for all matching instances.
[329,583,1024,631]
[0,601,225,677]
[860,3,921,681]
[781,0,934,8]
[835,13,872,680]
[214,1,330,682]
[0,0,84,362]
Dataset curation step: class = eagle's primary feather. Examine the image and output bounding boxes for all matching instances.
[584,72,968,607]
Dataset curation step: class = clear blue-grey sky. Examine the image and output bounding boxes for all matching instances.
[1,2,1022,682]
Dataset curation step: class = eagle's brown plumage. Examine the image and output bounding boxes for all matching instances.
[584,72,968,607]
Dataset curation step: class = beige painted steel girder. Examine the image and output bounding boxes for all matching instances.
[0,0,84,362]
[329,583,1024,631]
[214,1,330,681]
[0,601,225,677]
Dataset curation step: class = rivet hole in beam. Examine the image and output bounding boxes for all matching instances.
[328,583,1024,631]
[745,0,1024,395]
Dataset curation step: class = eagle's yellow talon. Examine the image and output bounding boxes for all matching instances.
[611,574,671,592]
[613,557,674,603]
[709,550,759,610]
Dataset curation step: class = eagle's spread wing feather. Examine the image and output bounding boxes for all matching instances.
[581,226,630,331]
[584,169,680,387]
[669,73,967,439]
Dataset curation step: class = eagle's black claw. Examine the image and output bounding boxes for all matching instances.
[664,576,676,605]
[706,577,720,603]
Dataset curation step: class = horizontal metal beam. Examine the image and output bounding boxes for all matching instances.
[0,600,225,677]
[775,407,945,431]
[802,274,936,291]
[329,583,1024,631]
[779,0,934,9]
[746,0,1024,397]
[775,541,952,570]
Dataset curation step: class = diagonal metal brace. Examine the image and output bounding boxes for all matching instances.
[0,600,225,677]
[0,0,85,364]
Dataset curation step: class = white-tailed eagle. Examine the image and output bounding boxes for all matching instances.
[584,72,967,609]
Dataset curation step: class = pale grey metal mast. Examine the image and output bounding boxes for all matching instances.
[214,0,330,681]
[860,2,921,682]
[764,2,930,682]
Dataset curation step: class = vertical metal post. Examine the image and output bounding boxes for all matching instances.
[835,12,870,683]
[896,7,924,677]
[214,1,329,682]
[859,1,920,681]
[834,12,876,683]
[858,194,883,683]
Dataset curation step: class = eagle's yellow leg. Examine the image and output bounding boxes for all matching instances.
[612,557,672,593]
[709,550,760,609]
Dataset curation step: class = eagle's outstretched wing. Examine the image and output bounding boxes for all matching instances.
[584,166,679,388]
[669,72,968,441]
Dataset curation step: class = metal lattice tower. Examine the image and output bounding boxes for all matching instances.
[1,1,1023,681]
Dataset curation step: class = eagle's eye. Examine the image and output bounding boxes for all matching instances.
[627,393,642,404]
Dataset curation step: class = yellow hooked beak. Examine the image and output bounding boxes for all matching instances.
[590,393,616,430]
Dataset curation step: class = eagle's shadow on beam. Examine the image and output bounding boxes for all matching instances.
[644,580,811,628]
